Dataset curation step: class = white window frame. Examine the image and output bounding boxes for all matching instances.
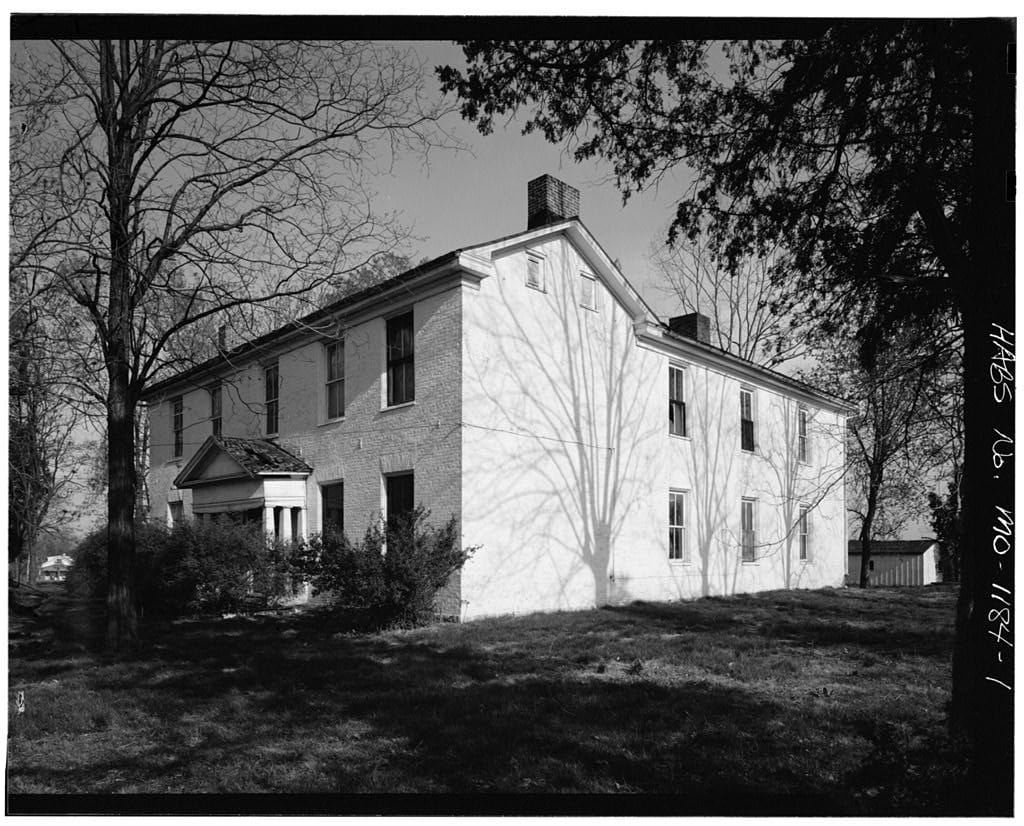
[265,361,279,436]
[172,396,184,458]
[325,339,345,421]
[798,505,810,561]
[741,497,757,563]
[526,253,546,292]
[209,383,222,437]
[797,406,809,463]
[385,310,415,408]
[579,270,597,310]
[669,364,687,438]
[740,387,756,453]
[669,489,689,563]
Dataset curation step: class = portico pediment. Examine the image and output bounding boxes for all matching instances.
[174,436,312,489]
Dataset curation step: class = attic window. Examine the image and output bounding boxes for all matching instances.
[580,271,596,310]
[526,254,545,291]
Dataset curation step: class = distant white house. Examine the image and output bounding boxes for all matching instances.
[39,554,73,583]
[142,175,852,620]
[847,540,941,586]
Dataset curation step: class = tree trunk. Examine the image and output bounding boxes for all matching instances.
[948,20,1013,813]
[858,476,880,588]
[101,39,141,653]
[105,372,138,651]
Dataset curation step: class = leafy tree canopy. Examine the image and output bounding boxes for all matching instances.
[438,27,967,362]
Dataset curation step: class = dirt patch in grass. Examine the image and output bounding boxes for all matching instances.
[7,585,968,812]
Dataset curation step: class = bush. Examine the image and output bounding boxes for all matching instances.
[67,518,300,618]
[306,507,475,628]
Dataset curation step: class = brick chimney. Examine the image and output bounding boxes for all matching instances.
[668,312,712,344]
[527,174,580,229]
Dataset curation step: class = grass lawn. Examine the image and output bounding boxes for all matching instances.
[8,585,968,813]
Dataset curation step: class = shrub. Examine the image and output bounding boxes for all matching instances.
[306,507,475,628]
[67,518,299,618]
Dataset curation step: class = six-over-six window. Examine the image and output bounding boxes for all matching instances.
[386,311,415,406]
[326,340,345,419]
[669,365,687,437]
[669,490,687,562]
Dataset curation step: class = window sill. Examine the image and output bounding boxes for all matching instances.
[166,457,183,466]
[580,303,598,313]
[741,560,760,566]
[740,448,757,455]
[318,416,346,428]
[381,401,416,413]
[669,559,692,566]
[669,433,691,441]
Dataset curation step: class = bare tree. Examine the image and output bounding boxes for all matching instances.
[10,39,457,649]
[809,334,950,587]
[650,235,805,368]
[8,302,87,582]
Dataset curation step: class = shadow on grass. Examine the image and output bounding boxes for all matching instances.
[7,587,966,813]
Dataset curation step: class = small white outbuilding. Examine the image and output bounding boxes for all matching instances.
[847,540,941,586]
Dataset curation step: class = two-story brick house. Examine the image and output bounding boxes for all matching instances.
[142,175,851,620]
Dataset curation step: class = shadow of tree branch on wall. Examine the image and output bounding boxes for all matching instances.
[461,244,661,613]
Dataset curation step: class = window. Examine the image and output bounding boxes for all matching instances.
[386,472,414,529]
[526,254,545,291]
[326,340,345,419]
[669,366,687,437]
[798,505,810,561]
[169,501,184,527]
[172,396,183,457]
[209,383,222,437]
[386,312,414,406]
[322,482,344,534]
[580,271,596,309]
[740,388,755,452]
[741,498,757,562]
[797,406,809,462]
[669,490,688,562]
[265,362,279,435]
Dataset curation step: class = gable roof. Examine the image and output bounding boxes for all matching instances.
[174,436,312,488]
[848,540,938,556]
[140,216,850,413]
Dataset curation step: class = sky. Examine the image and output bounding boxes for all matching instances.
[366,41,691,323]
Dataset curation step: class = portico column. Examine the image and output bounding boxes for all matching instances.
[280,506,292,543]
[264,505,275,538]
[295,508,306,541]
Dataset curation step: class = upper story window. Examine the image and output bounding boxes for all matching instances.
[526,254,545,291]
[797,406,809,462]
[580,271,596,310]
[669,365,687,437]
[209,383,222,437]
[326,340,345,419]
[740,387,756,452]
[798,505,810,561]
[172,396,183,458]
[265,362,279,435]
[386,311,414,406]
[669,490,688,562]
[741,498,757,562]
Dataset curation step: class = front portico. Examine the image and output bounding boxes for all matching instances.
[173,436,313,542]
